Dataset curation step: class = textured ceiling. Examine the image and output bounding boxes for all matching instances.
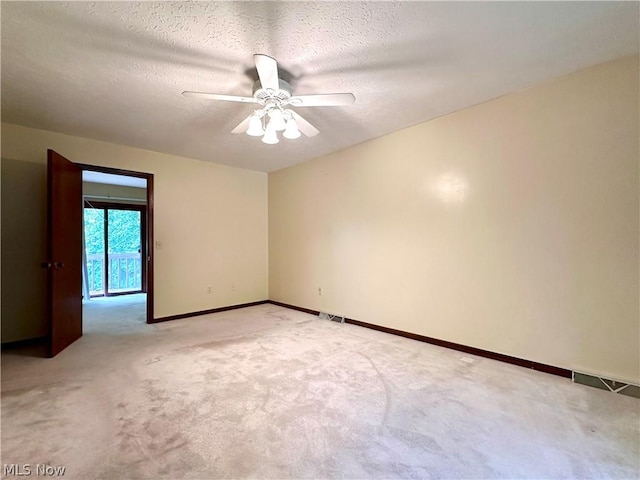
[2,2,638,172]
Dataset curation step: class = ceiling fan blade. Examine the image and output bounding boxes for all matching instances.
[289,93,355,107]
[231,114,253,134]
[290,111,319,137]
[254,54,279,92]
[182,91,256,103]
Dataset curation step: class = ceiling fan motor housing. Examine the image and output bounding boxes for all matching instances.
[253,79,293,104]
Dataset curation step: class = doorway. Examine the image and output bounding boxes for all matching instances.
[78,164,154,327]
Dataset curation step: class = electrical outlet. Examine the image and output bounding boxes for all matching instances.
[207,286,212,294]
[231,285,236,292]
[318,287,323,296]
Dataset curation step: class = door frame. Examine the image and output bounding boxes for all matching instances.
[77,164,154,324]
[83,200,147,297]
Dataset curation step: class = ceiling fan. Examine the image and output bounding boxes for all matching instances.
[183,54,355,144]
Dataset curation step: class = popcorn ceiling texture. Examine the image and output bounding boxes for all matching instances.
[1,1,638,172]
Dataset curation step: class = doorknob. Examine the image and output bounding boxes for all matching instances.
[42,261,64,269]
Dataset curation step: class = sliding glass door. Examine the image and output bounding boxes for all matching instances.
[84,202,146,297]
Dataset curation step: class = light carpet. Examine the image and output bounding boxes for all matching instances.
[1,297,638,479]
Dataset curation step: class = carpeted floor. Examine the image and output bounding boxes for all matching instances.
[1,297,638,479]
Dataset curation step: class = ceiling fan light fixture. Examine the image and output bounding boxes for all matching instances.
[283,117,301,140]
[246,113,264,136]
[185,54,355,144]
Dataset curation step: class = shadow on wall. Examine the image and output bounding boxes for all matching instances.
[1,158,48,343]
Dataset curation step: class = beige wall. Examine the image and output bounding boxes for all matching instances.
[1,124,268,342]
[1,158,48,341]
[269,55,639,383]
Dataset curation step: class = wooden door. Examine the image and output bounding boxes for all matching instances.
[46,149,83,357]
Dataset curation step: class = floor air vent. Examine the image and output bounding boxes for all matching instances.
[573,372,639,398]
[319,312,345,323]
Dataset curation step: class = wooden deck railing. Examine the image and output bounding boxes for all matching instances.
[87,252,142,295]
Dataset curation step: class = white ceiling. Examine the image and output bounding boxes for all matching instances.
[82,171,147,188]
[2,2,638,173]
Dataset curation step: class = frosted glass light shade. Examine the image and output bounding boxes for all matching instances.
[268,109,287,131]
[283,118,301,139]
[262,122,279,144]
[246,114,264,136]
